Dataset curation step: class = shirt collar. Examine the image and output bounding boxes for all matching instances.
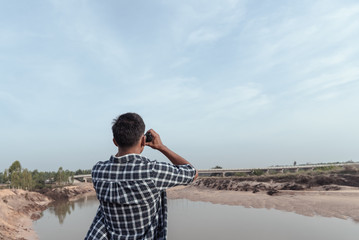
[110,154,143,163]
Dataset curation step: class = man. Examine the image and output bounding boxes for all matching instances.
[85,112,197,240]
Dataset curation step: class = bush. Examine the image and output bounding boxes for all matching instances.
[313,166,336,172]
[252,169,265,176]
[234,172,247,177]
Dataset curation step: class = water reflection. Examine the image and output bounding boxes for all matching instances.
[35,197,359,240]
[48,201,74,224]
[48,195,94,224]
[168,199,359,240]
[34,195,100,239]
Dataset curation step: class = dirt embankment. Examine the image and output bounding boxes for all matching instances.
[193,173,359,195]
[37,182,96,201]
[0,183,95,240]
[0,189,51,240]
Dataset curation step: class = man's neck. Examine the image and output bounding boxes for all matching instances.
[115,148,141,157]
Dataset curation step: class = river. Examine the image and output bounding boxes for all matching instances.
[33,196,359,240]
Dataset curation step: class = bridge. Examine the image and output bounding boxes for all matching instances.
[72,163,358,180]
[73,174,92,183]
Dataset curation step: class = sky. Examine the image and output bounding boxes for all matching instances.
[1,0,359,171]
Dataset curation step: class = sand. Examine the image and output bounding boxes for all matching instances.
[0,189,51,240]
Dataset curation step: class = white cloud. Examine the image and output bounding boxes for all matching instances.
[294,67,359,96]
[187,27,222,45]
[315,92,340,101]
[169,57,190,69]
[128,77,202,106]
[0,91,23,107]
[203,84,270,120]
[169,0,245,46]
[49,0,129,74]
[325,4,359,22]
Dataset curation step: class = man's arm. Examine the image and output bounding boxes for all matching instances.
[145,129,198,180]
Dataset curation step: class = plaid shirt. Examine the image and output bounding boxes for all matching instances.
[85,154,196,240]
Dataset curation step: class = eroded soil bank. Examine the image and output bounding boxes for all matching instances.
[0,183,95,240]
[0,189,51,240]
[191,173,359,195]
[37,182,96,202]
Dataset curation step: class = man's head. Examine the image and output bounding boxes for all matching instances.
[112,113,145,148]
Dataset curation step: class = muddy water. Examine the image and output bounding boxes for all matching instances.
[34,196,359,240]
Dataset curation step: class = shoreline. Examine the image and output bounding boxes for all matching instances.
[167,185,359,222]
[2,173,359,239]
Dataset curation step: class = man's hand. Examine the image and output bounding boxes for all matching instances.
[145,129,198,179]
[145,129,165,151]
[145,128,188,165]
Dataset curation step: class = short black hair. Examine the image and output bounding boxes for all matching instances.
[112,112,145,148]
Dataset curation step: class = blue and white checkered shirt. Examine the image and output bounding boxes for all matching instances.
[85,154,196,240]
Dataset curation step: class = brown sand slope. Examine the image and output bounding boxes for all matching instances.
[0,189,51,240]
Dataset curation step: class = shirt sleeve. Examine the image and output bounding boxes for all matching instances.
[151,161,196,190]
[84,206,109,240]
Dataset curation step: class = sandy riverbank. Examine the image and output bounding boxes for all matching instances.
[167,184,359,222]
[0,183,96,240]
[0,189,51,240]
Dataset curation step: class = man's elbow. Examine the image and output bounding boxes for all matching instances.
[193,170,199,180]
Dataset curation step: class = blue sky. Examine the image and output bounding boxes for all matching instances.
[1,0,359,171]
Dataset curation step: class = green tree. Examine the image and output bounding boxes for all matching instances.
[212,165,223,169]
[9,160,22,180]
[32,169,46,189]
[64,170,73,184]
[75,169,91,175]
[11,171,21,188]
[56,167,65,185]
[8,161,22,188]
[4,169,9,183]
[21,169,33,190]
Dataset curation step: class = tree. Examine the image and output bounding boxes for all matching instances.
[3,169,9,184]
[9,160,22,180]
[64,170,73,184]
[32,169,46,189]
[11,171,21,188]
[56,167,65,185]
[21,169,33,190]
[8,161,22,188]
[212,165,223,169]
[75,169,91,175]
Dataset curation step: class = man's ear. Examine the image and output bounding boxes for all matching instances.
[140,135,146,147]
[113,138,119,147]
